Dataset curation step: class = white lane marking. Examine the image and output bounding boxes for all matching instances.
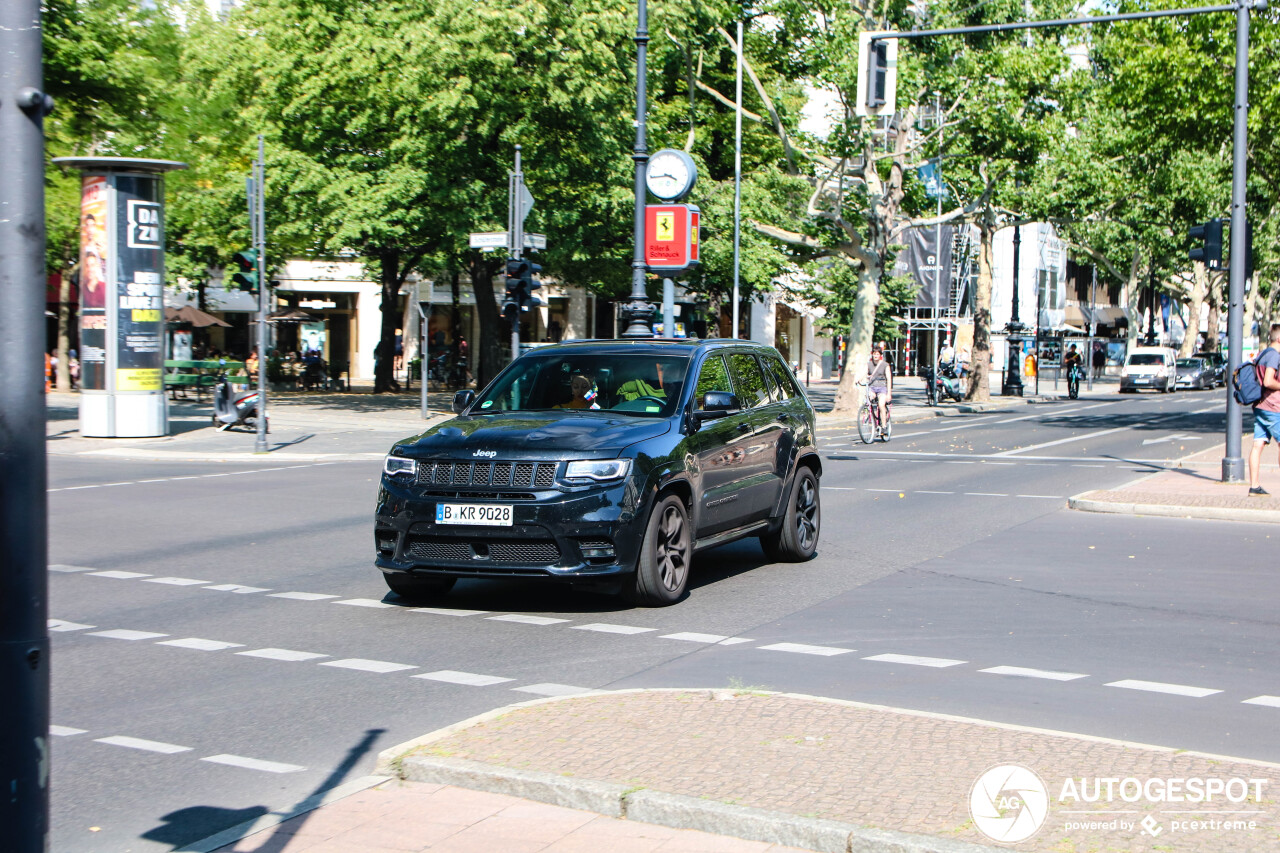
[269,592,340,601]
[320,658,417,674]
[51,726,87,736]
[414,670,514,686]
[983,461,1016,466]
[1106,679,1221,698]
[157,638,244,651]
[512,683,595,697]
[661,632,730,643]
[487,614,571,626]
[204,584,270,594]
[980,666,1088,681]
[865,488,906,493]
[572,623,656,635]
[945,461,975,465]
[89,629,168,641]
[1072,464,1106,468]
[95,735,191,754]
[333,598,394,609]
[1016,494,1064,499]
[1243,696,1280,708]
[864,653,966,668]
[915,490,954,495]
[1193,404,1222,414]
[823,487,860,491]
[1026,463,1059,467]
[886,431,930,439]
[49,564,96,573]
[413,607,490,616]
[144,577,209,586]
[759,642,853,657]
[48,619,94,632]
[201,754,305,774]
[1074,402,1114,411]
[992,413,1040,424]
[237,648,327,662]
[964,492,1008,497]
[719,637,754,645]
[88,570,151,580]
[995,425,1132,456]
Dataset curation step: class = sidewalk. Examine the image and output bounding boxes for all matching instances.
[207,689,1280,853]
[1069,439,1280,524]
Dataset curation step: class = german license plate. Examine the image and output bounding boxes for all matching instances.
[436,503,513,527]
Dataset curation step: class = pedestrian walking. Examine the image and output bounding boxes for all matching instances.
[1247,323,1280,496]
[1092,344,1106,379]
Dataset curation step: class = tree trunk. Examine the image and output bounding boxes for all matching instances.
[468,252,503,392]
[831,265,879,414]
[374,251,403,394]
[1123,249,1143,353]
[966,219,995,402]
[55,272,72,390]
[1179,262,1207,357]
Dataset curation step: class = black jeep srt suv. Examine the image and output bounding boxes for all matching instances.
[375,339,821,606]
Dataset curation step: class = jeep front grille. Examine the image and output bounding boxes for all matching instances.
[416,460,558,489]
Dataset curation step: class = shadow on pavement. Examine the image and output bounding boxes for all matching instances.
[144,727,386,852]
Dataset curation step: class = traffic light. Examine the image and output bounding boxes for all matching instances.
[231,248,259,290]
[855,32,897,116]
[503,258,526,321]
[1188,219,1223,270]
[524,260,543,311]
[866,40,888,109]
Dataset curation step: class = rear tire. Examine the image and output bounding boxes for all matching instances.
[761,467,820,562]
[630,494,691,607]
[857,400,874,444]
[383,572,455,601]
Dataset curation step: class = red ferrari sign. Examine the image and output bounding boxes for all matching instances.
[644,204,700,272]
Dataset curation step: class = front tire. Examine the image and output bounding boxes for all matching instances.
[384,572,455,601]
[631,494,691,606]
[857,399,875,444]
[761,467,820,562]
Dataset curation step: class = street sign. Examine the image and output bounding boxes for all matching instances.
[470,231,548,251]
[519,185,535,222]
[644,204,700,272]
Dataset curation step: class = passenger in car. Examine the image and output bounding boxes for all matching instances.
[554,373,600,410]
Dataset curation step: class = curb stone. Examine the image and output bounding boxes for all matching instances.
[400,756,999,853]
[1068,494,1280,524]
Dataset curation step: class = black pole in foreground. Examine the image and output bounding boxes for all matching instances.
[0,1,51,849]
[1002,226,1024,396]
[621,0,654,338]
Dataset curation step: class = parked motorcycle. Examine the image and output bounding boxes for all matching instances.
[921,362,964,405]
[211,371,266,432]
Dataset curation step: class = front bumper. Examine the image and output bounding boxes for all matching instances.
[374,476,645,583]
[1121,374,1164,390]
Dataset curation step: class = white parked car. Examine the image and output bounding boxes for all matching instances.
[1120,346,1178,393]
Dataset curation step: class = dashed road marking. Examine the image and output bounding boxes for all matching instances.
[89,629,168,641]
[572,623,656,635]
[1243,696,1280,708]
[334,598,394,609]
[89,570,151,580]
[201,754,305,774]
[916,490,954,495]
[414,670,514,686]
[95,735,191,754]
[237,648,327,662]
[661,632,732,643]
[49,564,95,573]
[487,614,571,626]
[144,577,209,586]
[864,653,966,668]
[321,658,417,674]
[51,726,86,737]
[1106,679,1222,698]
[157,638,245,651]
[413,607,491,616]
[1016,494,1063,499]
[270,592,340,601]
[204,584,270,594]
[512,683,595,697]
[980,666,1088,681]
[48,619,94,632]
[965,492,1008,497]
[759,642,853,657]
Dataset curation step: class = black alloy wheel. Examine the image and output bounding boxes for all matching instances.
[761,467,820,562]
[631,494,691,606]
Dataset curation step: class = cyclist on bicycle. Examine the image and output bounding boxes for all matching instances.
[867,347,892,437]
[1063,344,1083,396]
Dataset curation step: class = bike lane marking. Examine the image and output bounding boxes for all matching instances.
[1106,679,1222,698]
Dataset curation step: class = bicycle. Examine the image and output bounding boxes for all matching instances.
[1066,362,1082,399]
[857,386,892,444]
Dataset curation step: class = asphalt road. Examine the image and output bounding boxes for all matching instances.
[46,386,1279,852]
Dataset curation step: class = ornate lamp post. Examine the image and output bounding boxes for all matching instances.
[1002,225,1024,396]
[621,0,654,337]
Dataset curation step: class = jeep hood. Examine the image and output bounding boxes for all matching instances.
[393,411,672,458]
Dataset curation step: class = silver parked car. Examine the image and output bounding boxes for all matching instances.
[1175,357,1215,390]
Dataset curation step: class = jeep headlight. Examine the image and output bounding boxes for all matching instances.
[383,455,416,478]
[563,459,632,483]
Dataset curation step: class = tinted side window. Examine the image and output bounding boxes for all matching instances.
[729,353,770,408]
[765,356,798,400]
[694,355,732,407]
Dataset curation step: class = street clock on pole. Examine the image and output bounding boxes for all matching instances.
[646,149,697,201]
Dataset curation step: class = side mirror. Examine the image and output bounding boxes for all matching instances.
[452,390,476,414]
[693,390,740,425]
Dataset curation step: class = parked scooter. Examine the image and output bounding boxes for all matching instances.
[211,371,266,432]
[921,362,964,405]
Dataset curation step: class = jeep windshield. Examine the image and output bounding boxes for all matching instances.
[471,352,690,418]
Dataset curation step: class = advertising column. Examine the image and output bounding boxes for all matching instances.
[54,157,187,437]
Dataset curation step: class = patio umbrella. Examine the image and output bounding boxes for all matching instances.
[250,308,317,324]
[165,305,231,327]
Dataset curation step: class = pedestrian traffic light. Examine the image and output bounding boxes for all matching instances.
[1188,219,1223,270]
[231,248,259,290]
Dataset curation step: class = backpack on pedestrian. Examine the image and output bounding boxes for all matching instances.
[1233,358,1265,406]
